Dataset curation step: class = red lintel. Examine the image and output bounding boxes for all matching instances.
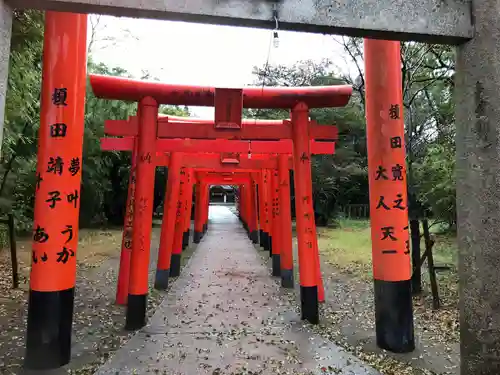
[194,168,262,173]
[160,115,284,125]
[90,74,352,109]
[197,171,251,178]
[196,171,252,183]
[100,137,335,155]
[104,119,338,141]
[201,177,251,184]
[156,153,280,169]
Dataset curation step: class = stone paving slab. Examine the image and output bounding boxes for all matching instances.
[95,206,381,375]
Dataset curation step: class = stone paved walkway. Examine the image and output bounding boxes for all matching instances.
[95,206,380,375]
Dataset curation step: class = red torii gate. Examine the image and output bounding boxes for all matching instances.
[25,60,352,368]
[101,133,335,304]
[24,15,414,371]
[97,92,344,330]
[91,77,349,331]
[90,74,351,109]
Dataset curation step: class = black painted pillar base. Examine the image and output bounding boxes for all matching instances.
[262,232,270,251]
[203,223,207,233]
[259,229,264,246]
[125,293,147,331]
[272,254,281,277]
[268,236,273,257]
[300,285,319,324]
[24,288,74,370]
[281,268,294,288]
[182,230,190,250]
[193,231,202,244]
[154,269,170,290]
[374,279,415,353]
[169,253,181,277]
[250,230,258,244]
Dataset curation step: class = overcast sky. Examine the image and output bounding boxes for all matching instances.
[87,15,356,117]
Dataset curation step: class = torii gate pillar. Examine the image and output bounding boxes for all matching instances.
[291,103,319,324]
[364,39,414,352]
[116,138,138,305]
[194,180,204,243]
[182,169,194,250]
[249,174,259,244]
[278,155,294,288]
[271,169,281,276]
[170,167,188,277]
[24,12,87,369]
[202,183,209,233]
[155,152,182,290]
[125,97,159,330]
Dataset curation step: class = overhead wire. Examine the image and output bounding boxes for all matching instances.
[254,5,280,118]
[247,6,281,158]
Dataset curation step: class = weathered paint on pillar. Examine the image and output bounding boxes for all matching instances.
[154,152,182,290]
[278,155,294,288]
[249,174,259,244]
[193,180,203,243]
[182,168,194,250]
[262,169,272,253]
[25,12,87,369]
[257,171,266,248]
[240,185,247,230]
[244,184,251,233]
[364,38,414,353]
[202,183,209,233]
[116,138,138,305]
[170,167,187,277]
[267,169,274,256]
[312,222,325,303]
[291,103,319,324]
[245,182,253,238]
[125,97,159,331]
[271,169,281,275]
[455,2,500,373]
[246,180,254,239]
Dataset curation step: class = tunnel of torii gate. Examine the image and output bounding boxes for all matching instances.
[100,120,337,311]
[24,22,413,370]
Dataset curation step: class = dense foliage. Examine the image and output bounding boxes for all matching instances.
[3,12,456,233]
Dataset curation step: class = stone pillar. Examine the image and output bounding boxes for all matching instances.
[456,1,500,373]
[0,0,12,160]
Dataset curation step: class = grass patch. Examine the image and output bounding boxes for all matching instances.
[317,218,457,280]
[317,219,373,279]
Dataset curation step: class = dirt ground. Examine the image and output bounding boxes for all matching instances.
[0,213,459,375]
[251,241,459,375]
[0,223,196,375]
[291,228,458,375]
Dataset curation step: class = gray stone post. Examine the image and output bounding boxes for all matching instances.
[0,0,12,160]
[455,1,500,373]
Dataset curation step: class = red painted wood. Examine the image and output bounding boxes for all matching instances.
[104,118,337,141]
[90,74,352,109]
[100,137,335,155]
